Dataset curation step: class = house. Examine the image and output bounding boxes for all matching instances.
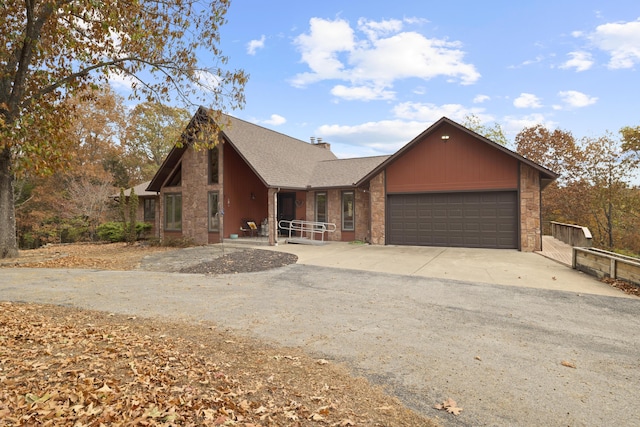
[143,107,557,251]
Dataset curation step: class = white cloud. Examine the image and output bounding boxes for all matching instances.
[582,18,640,69]
[554,90,598,109]
[330,84,395,101]
[261,114,286,126]
[509,55,545,69]
[291,17,480,101]
[291,18,355,87]
[247,35,266,55]
[108,70,136,91]
[195,70,221,92]
[560,51,594,72]
[403,17,430,26]
[317,119,427,153]
[357,18,403,40]
[513,93,542,109]
[502,114,558,137]
[473,94,490,104]
[392,101,485,122]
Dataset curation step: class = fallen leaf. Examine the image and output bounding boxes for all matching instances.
[561,360,577,369]
[434,397,463,416]
[97,383,113,393]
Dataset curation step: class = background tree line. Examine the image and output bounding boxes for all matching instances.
[516,125,640,254]
[14,85,190,248]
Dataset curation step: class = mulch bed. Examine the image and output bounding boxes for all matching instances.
[180,249,298,275]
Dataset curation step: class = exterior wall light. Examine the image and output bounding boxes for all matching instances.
[441,135,450,141]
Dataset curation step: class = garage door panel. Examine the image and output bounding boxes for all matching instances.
[387,191,518,249]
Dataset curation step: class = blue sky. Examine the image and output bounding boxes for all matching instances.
[116,1,640,159]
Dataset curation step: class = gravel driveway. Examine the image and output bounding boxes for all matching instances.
[2,259,639,426]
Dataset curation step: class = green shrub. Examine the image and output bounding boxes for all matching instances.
[97,222,125,242]
[97,221,152,243]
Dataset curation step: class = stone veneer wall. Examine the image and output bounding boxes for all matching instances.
[520,163,542,252]
[159,144,223,245]
[179,147,209,245]
[369,171,386,245]
[355,186,370,242]
[327,190,342,241]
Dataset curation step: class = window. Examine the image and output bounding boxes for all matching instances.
[315,192,327,223]
[164,193,182,231]
[342,191,354,231]
[208,192,220,232]
[209,147,219,184]
[167,164,181,187]
[143,198,155,221]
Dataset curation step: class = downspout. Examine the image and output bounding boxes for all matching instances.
[156,191,161,240]
[273,188,280,246]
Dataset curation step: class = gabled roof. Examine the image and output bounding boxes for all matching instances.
[147,107,343,192]
[148,111,558,193]
[356,116,558,187]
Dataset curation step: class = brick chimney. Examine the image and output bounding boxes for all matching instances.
[314,137,331,151]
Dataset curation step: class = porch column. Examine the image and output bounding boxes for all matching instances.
[268,188,277,246]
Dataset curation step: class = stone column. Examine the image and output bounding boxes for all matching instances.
[369,172,386,245]
[520,163,542,251]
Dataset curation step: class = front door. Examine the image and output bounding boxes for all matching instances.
[277,192,296,235]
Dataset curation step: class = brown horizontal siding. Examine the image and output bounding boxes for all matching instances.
[386,124,518,193]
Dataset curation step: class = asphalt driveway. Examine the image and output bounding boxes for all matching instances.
[1,246,639,426]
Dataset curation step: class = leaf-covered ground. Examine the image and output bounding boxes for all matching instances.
[0,302,438,426]
[0,243,437,426]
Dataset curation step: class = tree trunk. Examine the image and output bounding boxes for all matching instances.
[0,147,18,258]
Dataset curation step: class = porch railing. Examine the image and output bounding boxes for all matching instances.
[550,221,592,247]
[278,219,336,243]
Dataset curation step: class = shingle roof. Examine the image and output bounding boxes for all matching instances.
[308,156,390,188]
[114,181,156,199]
[221,114,339,188]
[148,107,378,192]
[148,109,557,194]
[125,181,156,197]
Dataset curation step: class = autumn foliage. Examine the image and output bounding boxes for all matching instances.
[516,125,640,254]
[1,0,248,257]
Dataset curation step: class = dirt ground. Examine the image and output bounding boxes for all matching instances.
[0,244,440,426]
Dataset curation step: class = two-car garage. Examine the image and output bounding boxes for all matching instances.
[358,117,557,252]
[386,191,519,249]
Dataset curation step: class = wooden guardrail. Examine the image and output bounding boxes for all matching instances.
[573,247,640,286]
[551,221,592,247]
